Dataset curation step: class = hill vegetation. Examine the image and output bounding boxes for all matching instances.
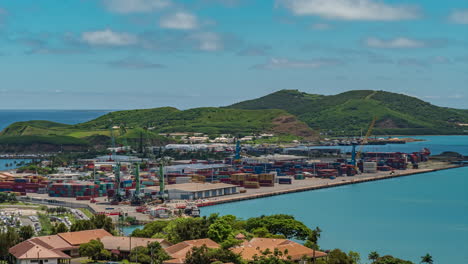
[1,89,467,151]
[0,107,315,151]
[229,90,468,135]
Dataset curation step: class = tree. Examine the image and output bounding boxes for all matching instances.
[79,239,104,261]
[90,214,115,233]
[246,214,312,240]
[129,242,170,264]
[51,222,69,234]
[208,218,233,243]
[184,245,242,264]
[0,227,20,260]
[327,249,353,264]
[131,220,169,238]
[70,219,96,232]
[163,217,210,243]
[420,254,433,264]
[373,255,414,264]
[251,248,294,264]
[19,225,35,241]
[369,251,380,263]
[348,251,361,264]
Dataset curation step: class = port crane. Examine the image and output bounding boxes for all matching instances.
[352,116,377,171]
[130,163,143,206]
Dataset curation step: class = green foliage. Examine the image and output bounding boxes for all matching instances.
[18,225,35,241]
[129,241,170,264]
[131,220,169,238]
[184,245,242,264]
[251,248,295,264]
[208,218,233,243]
[326,249,354,264]
[70,214,115,233]
[373,255,414,264]
[17,164,56,175]
[348,251,361,264]
[229,89,468,135]
[38,213,53,235]
[246,214,312,240]
[369,251,380,263]
[70,219,96,232]
[79,239,105,261]
[163,217,211,244]
[0,227,20,259]
[51,222,69,234]
[0,192,17,203]
[420,254,433,264]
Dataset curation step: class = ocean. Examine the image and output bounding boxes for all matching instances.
[0,110,111,131]
[0,110,110,170]
[2,110,468,263]
[202,136,468,264]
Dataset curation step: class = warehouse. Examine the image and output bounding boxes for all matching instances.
[144,182,239,200]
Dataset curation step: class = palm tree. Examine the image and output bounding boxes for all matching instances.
[368,251,380,263]
[421,253,433,264]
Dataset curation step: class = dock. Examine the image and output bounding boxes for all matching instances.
[202,164,464,206]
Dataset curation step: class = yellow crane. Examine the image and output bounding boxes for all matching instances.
[355,116,377,172]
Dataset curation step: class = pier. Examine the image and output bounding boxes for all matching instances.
[203,164,464,206]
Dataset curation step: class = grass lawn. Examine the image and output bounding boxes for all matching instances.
[38,212,53,235]
[79,208,95,218]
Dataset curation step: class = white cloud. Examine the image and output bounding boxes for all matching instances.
[190,32,223,51]
[253,57,342,69]
[102,0,171,14]
[82,29,138,46]
[366,37,425,48]
[277,0,420,21]
[449,9,468,24]
[160,12,198,30]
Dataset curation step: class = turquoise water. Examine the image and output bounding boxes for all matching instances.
[202,167,468,263]
[0,159,32,171]
[306,135,468,156]
[0,110,110,130]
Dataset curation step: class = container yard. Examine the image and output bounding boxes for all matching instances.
[1,145,462,222]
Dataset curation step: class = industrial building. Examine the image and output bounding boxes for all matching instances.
[144,182,239,200]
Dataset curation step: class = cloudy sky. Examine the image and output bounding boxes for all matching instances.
[0,0,467,109]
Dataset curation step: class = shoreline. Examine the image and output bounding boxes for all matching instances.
[201,163,464,207]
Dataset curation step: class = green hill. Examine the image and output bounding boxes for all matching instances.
[0,107,315,151]
[228,90,468,135]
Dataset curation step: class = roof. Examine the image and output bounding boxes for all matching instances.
[9,240,71,260]
[147,183,237,193]
[101,236,172,251]
[58,229,112,246]
[29,235,76,251]
[231,238,327,261]
[164,238,220,264]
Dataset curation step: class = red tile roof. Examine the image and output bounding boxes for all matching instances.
[231,238,327,261]
[58,229,112,246]
[9,241,71,260]
[163,238,220,264]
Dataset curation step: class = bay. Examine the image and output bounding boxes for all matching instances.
[202,167,468,264]
[0,110,111,131]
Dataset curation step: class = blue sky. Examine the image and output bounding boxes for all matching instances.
[0,0,467,109]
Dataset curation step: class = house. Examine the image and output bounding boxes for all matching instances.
[100,236,172,257]
[8,229,113,264]
[163,238,220,264]
[8,239,71,264]
[57,229,112,247]
[231,238,327,263]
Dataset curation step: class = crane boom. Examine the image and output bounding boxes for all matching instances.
[355,116,377,171]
